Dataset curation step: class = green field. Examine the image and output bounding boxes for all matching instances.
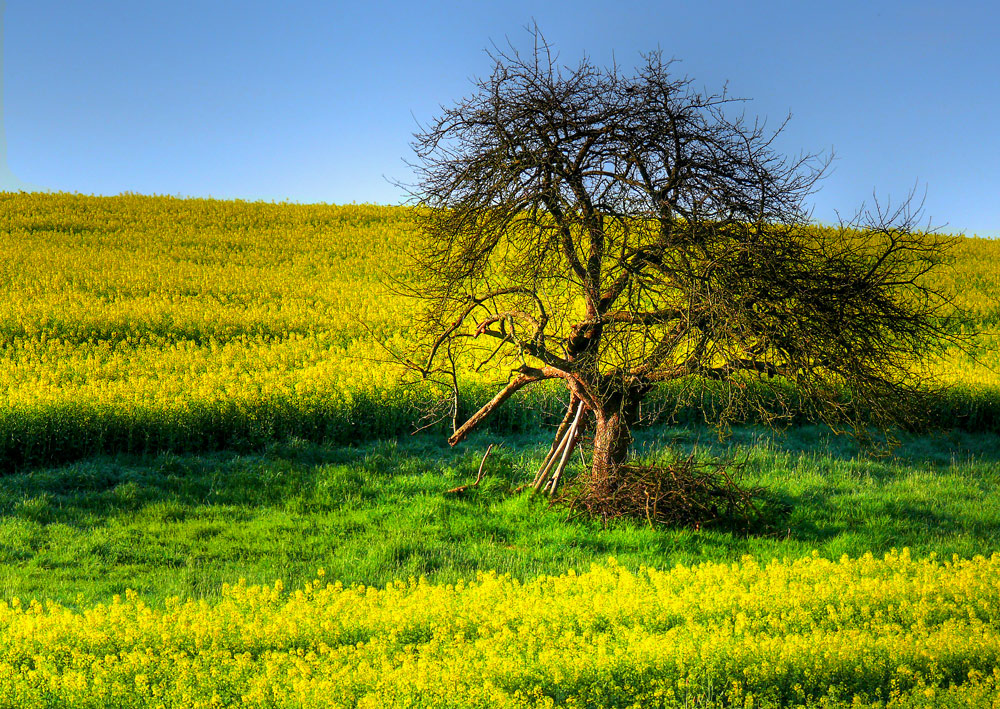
[3,426,1000,604]
[2,192,1000,707]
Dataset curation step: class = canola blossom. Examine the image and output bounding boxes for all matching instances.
[2,192,999,469]
[0,552,997,707]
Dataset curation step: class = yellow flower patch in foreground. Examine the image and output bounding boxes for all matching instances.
[0,551,999,707]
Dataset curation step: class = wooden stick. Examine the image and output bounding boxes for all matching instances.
[546,432,577,496]
[533,418,575,492]
[532,405,581,493]
[444,444,495,494]
[532,427,571,492]
[531,399,573,492]
[546,403,584,496]
[531,442,559,489]
[532,399,577,488]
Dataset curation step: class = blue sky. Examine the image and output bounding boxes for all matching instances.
[2,0,997,236]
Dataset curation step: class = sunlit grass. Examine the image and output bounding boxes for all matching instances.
[1,426,997,606]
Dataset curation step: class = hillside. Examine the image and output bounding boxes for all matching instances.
[2,192,998,468]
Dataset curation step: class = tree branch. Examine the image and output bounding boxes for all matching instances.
[448,371,552,446]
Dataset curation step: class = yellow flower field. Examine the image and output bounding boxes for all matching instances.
[3,193,1000,705]
[2,191,998,469]
[0,552,997,708]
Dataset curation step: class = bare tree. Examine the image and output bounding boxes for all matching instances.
[399,30,958,505]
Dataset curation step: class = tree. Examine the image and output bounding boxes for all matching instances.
[400,31,957,510]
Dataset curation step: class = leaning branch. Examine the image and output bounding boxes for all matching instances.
[448,372,551,446]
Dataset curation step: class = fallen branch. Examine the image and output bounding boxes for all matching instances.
[445,444,495,495]
[448,373,549,446]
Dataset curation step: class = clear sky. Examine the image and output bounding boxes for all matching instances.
[2,0,997,236]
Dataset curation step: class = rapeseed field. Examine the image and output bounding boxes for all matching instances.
[4,192,1000,707]
[2,192,998,469]
[2,553,1000,708]
[0,550,1000,707]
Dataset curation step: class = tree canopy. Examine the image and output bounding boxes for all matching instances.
[399,31,958,513]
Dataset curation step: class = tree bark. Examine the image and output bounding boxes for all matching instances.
[588,389,643,497]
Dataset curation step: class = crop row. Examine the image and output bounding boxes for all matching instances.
[0,551,998,707]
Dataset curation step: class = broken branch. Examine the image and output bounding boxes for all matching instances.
[445,444,495,495]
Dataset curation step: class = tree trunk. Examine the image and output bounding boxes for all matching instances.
[588,389,643,497]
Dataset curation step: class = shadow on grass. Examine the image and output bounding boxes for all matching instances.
[1,425,999,603]
[4,381,999,472]
[5,425,1000,536]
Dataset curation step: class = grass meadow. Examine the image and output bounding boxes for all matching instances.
[1,192,1000,706]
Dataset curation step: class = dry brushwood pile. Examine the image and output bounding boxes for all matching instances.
[556,454,770,531]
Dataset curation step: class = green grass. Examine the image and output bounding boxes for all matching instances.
[2,424,999,606]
